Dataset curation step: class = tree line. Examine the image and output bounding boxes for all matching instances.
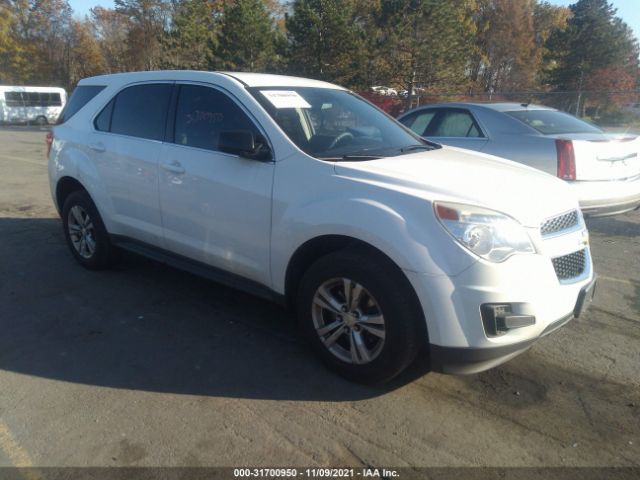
[0,0,638,115]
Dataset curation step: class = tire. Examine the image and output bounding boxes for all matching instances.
[35,116,48,126]
[61,190,118,270]
[297,248,424,384]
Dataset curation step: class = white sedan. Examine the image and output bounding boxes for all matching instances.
[399,102,640,216]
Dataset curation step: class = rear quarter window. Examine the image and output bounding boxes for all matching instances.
[400,110,436,136]
[57,85,104,124]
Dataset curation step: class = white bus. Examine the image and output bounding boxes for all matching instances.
[0,86,67,125]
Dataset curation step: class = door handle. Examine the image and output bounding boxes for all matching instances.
[161,161,185,174]
[89,143,105,152]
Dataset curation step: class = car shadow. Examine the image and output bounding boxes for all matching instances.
[586,212,640,237]
[0,217,430,402]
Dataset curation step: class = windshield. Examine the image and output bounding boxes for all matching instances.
[506,109,603,135]
[248,87,432,159]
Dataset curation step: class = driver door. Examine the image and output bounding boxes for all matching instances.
[159,83,275,286]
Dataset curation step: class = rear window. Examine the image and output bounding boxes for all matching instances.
[506,109,602,135]
[57,85,104,124]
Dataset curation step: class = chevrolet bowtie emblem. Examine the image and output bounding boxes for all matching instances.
[580,229,590,247]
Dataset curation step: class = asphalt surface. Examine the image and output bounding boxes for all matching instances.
[0,127,638,468]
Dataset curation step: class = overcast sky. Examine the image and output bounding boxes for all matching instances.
[67,0,640,41]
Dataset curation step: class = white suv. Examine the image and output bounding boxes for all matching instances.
[48,71,596,383]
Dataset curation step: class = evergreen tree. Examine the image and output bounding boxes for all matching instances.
[162,0,221,70]
[546,0,639,110]
[215,0,282,72]
[533,1,570,83]
[285,0,367,86]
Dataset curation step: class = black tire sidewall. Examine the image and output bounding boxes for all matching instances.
[297,249,423,384]
[61,190,114,269]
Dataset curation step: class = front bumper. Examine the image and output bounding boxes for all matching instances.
[569,176,640,217]
[429,277,596,374]
[404,218,595,373]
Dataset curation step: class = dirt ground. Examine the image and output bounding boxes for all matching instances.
[0,127,638,468]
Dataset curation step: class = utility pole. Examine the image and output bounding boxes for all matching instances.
[575,64,584,117]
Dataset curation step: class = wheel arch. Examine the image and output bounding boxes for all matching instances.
[284,234,427,338]
[55,176,90,214]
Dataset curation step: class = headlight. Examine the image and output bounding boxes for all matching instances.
[434,202,535,262]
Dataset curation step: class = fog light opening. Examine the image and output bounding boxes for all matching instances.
[481,303,536,337]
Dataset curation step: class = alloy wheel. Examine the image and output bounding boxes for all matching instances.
[67,205,96,259]
[311,277,386,364]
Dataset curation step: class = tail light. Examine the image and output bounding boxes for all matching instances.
[556,139,576,180]
[46,131,53,158]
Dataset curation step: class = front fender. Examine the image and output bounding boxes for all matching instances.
[270,193,476,293]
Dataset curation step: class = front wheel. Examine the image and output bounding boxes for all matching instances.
[297,249,424,383]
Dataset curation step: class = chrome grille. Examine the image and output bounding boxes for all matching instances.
[552,249,586,280]
[541,210,579,236]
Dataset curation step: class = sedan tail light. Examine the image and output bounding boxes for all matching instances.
[556,139,576,180]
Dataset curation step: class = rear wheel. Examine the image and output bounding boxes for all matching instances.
[297,249,424,383]
[61,190,118,269]
[34,116,48,126]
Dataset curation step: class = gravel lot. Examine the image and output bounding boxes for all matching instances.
[0,127,638,468]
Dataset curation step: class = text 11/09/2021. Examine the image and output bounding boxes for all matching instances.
[233,468,400,478]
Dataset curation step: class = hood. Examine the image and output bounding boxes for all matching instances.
[333,145,578,227]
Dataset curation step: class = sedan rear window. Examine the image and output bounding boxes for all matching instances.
[506,109,602,135]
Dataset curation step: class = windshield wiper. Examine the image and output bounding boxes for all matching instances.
[318,154,384,161]
[400,144,434,153]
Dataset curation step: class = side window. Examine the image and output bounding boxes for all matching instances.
[94,98,114,132]
[427,109,483,138]
[401,110,436,136]
[58,85,104,124]
[174,84,261,152]
[5,92,24,107]
[26,92,39,107]
[110,84,172,141]
[49,93,62,107]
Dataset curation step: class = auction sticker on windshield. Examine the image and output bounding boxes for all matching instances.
[260,90,311,109]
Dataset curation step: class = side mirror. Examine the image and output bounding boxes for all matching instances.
[219,130,272,161]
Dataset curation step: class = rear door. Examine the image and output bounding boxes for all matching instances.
[423,108,489,151]
[91,82,173,247]
[158,83,274,285]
